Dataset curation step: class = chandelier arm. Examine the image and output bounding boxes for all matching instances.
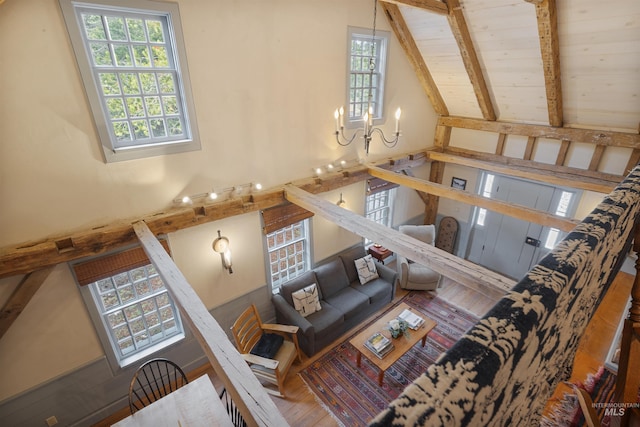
[335,127,363,146]
[370,127,400,147]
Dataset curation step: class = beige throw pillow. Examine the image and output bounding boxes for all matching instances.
[292,283,321,317]
[354,254,379,284]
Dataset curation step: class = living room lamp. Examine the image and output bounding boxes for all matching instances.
[334,0,401,155]
[212,230,233,274]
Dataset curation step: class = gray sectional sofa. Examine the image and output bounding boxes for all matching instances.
[272,245,397,356]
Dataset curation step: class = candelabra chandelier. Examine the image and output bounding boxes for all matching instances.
[334,0,401,155]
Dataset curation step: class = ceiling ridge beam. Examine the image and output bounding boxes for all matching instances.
[446,0,496,121]
[439,116,640,147]
[530,0,563,127]
[367,165,580,232]
[381,2,449,115]
[283,184,513,299]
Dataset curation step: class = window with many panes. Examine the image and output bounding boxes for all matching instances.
[346,27,389,125]
[59,0,200,162]
[266,220,311,293]
[364,185,395,246]
[74,245,184,371]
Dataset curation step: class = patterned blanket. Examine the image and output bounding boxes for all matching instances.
[370,166,640,426]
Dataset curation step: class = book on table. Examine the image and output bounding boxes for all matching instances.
[398,308,425,330]
[365,332,394,358]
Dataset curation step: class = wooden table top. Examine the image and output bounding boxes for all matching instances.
[113,375,234,427]
[349,302,437,372]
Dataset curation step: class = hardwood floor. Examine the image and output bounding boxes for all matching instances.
[95,271,633,426]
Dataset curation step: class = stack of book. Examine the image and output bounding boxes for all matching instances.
[365,332,394,359]
[398,308,425,330]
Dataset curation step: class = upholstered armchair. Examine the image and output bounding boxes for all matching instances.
[397,224,442,291]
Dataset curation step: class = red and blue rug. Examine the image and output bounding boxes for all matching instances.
[299,292,479,426]
[541,366,618,427]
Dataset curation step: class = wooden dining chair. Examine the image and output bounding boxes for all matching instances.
[230,304,301,397]
[128,358,189,414]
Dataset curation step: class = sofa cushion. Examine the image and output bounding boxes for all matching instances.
[250,333,284,359]
[292,283,321,317]
[354,254,379,284]
[324,287,370,320]
[304,301,344,334]
[339,245,367,283]
[314,259,350,299]
[350,277,393,305]
[279,271,320,306]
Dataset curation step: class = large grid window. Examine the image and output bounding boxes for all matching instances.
[266,220,310,293]
[88,264,183,364]
[365,188,395,246]
[347,27,389,124]
[75,245,184,371]
[59,0,200,162]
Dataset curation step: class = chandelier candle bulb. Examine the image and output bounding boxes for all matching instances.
[334,109,340,132]
[395,108,401,133]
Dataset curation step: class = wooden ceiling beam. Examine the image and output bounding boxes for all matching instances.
[0,266,54,340]
[446,0,496,121]
[431,149,620,193]
[367,165,580,232]
[0,151,430,279]
[439,116,640,148]
[284,184,513,299]
[381,2,449,115]
[530,0,563,127]
[134,222,288,427]
[380,0,448,15]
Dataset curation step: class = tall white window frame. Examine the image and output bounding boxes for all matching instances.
[543,190,577,250]
[59,0,200,162]
[265,219,312,293]
[475,173,495,227]
[364,187,395,246]
[346,27,390,126]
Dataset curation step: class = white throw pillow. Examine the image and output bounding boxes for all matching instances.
[291,283,321,317]
[354,254,379,285]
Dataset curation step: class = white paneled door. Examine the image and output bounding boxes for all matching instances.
[467,174,560,280]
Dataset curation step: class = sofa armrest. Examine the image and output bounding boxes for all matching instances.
[272,294,314,336]
[396,255,409,288]
[375,261,398,296]
[375,261,397,284]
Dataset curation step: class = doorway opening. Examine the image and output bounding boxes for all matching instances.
[466,172,580,280]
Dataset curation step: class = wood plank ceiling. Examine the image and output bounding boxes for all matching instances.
[383,0,640,132]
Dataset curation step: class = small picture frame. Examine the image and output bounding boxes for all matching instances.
[451,177,467,190]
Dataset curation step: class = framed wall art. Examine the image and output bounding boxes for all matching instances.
[451,177,467,190]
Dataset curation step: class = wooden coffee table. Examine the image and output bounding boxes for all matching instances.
[349,302,437,386]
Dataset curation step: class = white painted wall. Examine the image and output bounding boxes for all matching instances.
[0,0,436,401]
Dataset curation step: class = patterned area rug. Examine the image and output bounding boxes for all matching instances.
[299,292,479,426]
[540,366,617,427]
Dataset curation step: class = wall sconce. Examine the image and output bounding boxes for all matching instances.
[212,230,233,274]
[337,193,347,208]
